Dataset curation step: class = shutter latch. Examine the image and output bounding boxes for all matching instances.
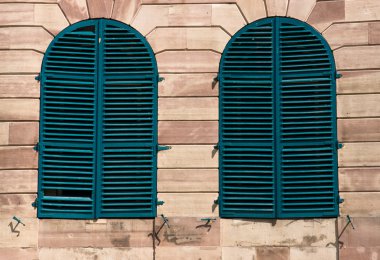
[346,215,355,229]
[157,145,171,152]
[12,216,25,226]
[161,214,170,228]
[201,218,216,225]
[149,214,170,245]
[32,198,38,208]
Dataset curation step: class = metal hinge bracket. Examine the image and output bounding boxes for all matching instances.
[156,199,165,206]
[158,76,165,82]
[336,72,342,79]
[336,142,344,149]
[157,145,171,152]
[213,197,219,205]
[32,198,38,208]
[33,143,39,152]
[35,74,41,82]
[339,196,344,204]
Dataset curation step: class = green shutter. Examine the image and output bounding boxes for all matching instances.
[38,19,158,219]
[97,20,157,218]
[219,18,276,218]
[278,19,338,218]
[219,17,338,218]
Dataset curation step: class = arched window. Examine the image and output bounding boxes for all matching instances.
[37,19,158,219]
[218,17,338,218]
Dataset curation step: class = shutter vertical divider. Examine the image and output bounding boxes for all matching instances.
[94,19,104,218]
[274,17,282,218]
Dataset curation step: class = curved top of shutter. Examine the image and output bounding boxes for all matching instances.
[220,17,336,76]
[38,19,158,219]
[218,17,338,219]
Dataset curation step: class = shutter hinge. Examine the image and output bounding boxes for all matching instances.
[157,145,171,152]
[33,143,39,152]
[339,196,344,204]
[336,142,344,149]
[213,143,219,150]
[35,74,41,82]
[32,198,38,208]
[156,199,165,206]
[213,197,219,205]
[158,76,165,82]
[336,72,342,79]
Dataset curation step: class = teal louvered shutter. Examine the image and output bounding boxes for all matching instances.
[38,20,98,218]
[219,17,338,219]
[38,19,158,219]
[278,19,338,217]
[97,20,157,218]
[219,19,276,218]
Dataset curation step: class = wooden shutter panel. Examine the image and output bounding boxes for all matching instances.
[219,17,338,218]
[278,19,338,217]
[38,20,98,218]
[219,19,276,218]
[38,19,158,219]
[97,20,157,218]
